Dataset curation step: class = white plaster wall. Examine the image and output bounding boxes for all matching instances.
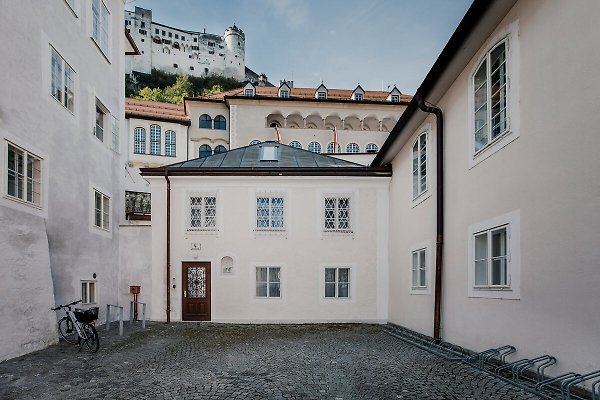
[387,0,600,377]
[127,118,189,167]
[118,225,152,319]
[147,176,390,323]
[0,0,125,360]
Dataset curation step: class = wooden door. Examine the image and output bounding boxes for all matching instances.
[182,262,211,321]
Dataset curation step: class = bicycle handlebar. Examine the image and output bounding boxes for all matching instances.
[51,299,82,311]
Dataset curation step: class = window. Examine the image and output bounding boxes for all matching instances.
[249,140,261,146]
[150,124,161,155]
[473,40,507,154]
[213,145,227,154]
[256,267,280,298]
[365,143,378,153]
[214,115,226,130]
[175,34,179,39]
[134,127,146,154]
[50,48,75,112]
[324,197,351,232]
[326,142,341,154]
[391,95,400,102]
[81,281,96,304]
[199,114,212,129]
[244,89,254,97]
[199,144,212,158]
[308,142,321,154]
[354,93,363,101]
[168,32,172,38]
[279,90,289,98]
[92,0,109,55]
[111,116,119,153]
[95,105,105,141]
[324,268,350,298]
[317,91,327,100]
[140,22,145,28]
[256,196,284,231]
[162,30,165,36]
[155,28,159,34]
[139,29,147,35]
[468,210,520,299]
[412,249,427,288]
[289,141,302,149]
[474,226,508,287]
[412,133,427,199]
[94,190,110,230]
[189,195,217,230]
[6,142,42,206]
[165,130,176,156]
[346,143,359,153]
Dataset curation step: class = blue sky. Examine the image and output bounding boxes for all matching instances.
[125,0,473,93]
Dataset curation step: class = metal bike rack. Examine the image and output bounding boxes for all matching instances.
[384,324,597,400]
[129,301,147,329]
[105,304,124,336]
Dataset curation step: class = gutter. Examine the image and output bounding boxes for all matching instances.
[415,92,444,340]
[141,166,392,177]
[164,168,171,323]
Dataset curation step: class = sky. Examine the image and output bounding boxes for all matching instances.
[125,0,473,93]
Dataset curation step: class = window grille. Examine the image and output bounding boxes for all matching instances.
[324,197,351,232]
[256,196,284,230]
[165,130,176,156]
[150,125,161,155]
[189,196,217,230]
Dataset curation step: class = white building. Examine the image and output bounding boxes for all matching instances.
[125,7,246,81]
[374,0,600,382]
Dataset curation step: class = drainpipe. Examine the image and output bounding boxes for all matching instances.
[415,92,444,340]
[164,167,171,323]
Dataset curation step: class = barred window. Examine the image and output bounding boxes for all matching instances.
[346,143,359,153]
[365,143,378,153]
[326,142,341,154]
[256,196,284,230]
[134,127,146,154]
[308,141,321,154]
[150,125,161,155]
[324,197,351,232]
[165,130,176,156]
[288,141,302,149]
[189,195,217,230]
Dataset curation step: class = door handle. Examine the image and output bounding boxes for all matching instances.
[184,290,187,298]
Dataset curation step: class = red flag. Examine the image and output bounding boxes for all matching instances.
[333,126,338,153]
[275,126,282,144]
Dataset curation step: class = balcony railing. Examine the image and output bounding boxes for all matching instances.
[125,191,151,221]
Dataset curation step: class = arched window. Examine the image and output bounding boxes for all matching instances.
[412,133,427,198]
[346,143,359,153]
[308,142,321,154]
[165,130,176,157]
[249,140,261,146]
[173,42,180,49]
[199,114,212,129]
[289,141,302,149]
[326,142,341,154]
[365,143,379,153]
[199,144,212,158]
[269,122,281,128]
[134,127,146,154]
[214,115,226,130]
[150,125,161,155]
[214,145,227,154]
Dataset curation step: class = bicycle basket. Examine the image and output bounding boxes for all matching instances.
[74,307,99,323]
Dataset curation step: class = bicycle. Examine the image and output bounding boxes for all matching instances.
[52,300,100,353]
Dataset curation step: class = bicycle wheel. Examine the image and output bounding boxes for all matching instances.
[58,317,79,345]
[83,324,100,353]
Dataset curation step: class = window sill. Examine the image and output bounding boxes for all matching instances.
[254,229,287,236]
[412,191,431,208]
[187,228,219,234]
[322,230,354,238]
[4,194,42,210]
[409,286,431,295]
[469,130,519,169]
[50,94,75,116]
[90,37,111,64]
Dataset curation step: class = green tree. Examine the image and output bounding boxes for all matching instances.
[163,74,192,104]
[136,86,165,102]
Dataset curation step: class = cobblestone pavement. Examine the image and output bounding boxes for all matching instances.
[0,323,543,400]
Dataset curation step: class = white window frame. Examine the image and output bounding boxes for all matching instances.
[412,132,428,200]
[255,266,282,299]
[354,93,363,101]
[187,192,219,233]
[468,21,520,169]
[64,0,76,16]
[468,210,520,299]
[150,124,161,155]
[391,94,400,102]
[81,280,97,304]
[165,130,176,157]
[254,192,286,233]
[279,90,289,98]
[244,88,254,97]
[324,267,351,299]
[409,241,432,295]
[308,141,321,154]
[346,143,359,153]
[134,127,146,154]
[317,91,327,100]
[50,47,75,113]
[5,141,43,208]
[288,141,302,149]
[365,143,378,153]
[93,189,110,231]
[111,116,119,153]
[321,192,354,236]
[92,0,110,57]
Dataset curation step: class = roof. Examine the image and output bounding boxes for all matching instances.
[140,142,391,177]
[125,98,190,125]
[372,0,518,166]
[202,86,412,104]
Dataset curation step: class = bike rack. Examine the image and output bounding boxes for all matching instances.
[384,324,597,400]
[129,301,147,329]
[106,304,124,336]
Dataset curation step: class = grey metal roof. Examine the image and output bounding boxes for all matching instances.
[167,142,365,169]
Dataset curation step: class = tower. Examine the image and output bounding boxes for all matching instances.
[223,24,245,81]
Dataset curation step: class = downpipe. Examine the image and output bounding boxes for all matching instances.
[164,168,171,323]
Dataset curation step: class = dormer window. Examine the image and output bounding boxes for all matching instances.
[391,95,400,102]
[245,89,254,97]
[351,84,365,101]
[259,145,278,161]
[387,86,402,102]
[318,92,327,100]
[355,93,363,101]
[315,83,328,100]
[280,90,289,98]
